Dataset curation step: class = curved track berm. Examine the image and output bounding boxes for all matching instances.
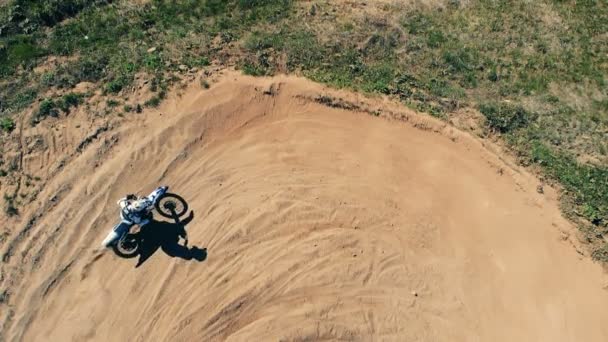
[2,72,608,341]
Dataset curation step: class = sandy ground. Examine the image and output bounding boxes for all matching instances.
[1,73,608,341]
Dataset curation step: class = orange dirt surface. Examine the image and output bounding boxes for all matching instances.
[2,73,608,341]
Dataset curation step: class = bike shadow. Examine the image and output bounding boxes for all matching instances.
[134,211,207,268]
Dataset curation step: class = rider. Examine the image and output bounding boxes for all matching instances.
[101,186,168,248]
[118,186,168,227]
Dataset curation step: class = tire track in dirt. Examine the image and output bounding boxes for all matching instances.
[3,73,608,341]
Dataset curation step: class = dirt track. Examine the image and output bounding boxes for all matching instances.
[2,73,608,341]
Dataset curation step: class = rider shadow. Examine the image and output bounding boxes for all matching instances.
[134,211,207,268]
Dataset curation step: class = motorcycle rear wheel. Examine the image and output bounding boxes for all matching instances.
[112,233,140,258]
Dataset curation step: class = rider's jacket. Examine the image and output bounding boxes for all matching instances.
[117,187,166,226]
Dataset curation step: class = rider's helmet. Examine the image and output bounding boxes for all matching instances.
[131,199,148,212]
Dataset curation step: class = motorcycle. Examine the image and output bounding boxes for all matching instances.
[101,186,189,258]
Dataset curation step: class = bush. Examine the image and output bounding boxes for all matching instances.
[479,102,532,134]
[105,77,129,94]
[0,118,16,132]
[106,99,119,107]
[57,92,83,113]
[32,99,59,124]
[144,96,162,108]
[4,195,18,216]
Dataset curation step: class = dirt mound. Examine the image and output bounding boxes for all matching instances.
[2,73,608,341]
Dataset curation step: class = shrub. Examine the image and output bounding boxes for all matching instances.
[106,99,119,107]
[479,102,532,134]
[4,195,18,216]
[144,96,162,108]
[57,92,83,113]
[0,118,16,132]
[105,77,129,94]
[32,99,59,124]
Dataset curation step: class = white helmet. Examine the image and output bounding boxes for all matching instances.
[130,199,148,212]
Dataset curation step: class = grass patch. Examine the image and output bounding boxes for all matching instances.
[529,143,608,227]
[479,102,533,134]
[0,117,16,132]
[0,0,294,116]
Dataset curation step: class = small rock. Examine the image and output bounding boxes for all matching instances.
[189,67,198,73]
[536,184,544,194]
[411,291,418,297]
[309,4,317,16]
[147,47,157,53]
[178,64,188,71]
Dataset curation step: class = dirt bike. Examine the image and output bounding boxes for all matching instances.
[101,186,189,258]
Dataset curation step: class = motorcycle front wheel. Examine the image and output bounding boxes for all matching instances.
[112,233,140,258]
[155,193,188,219]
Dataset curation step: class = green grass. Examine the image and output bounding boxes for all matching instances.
[0,0,293,119]
[530,144,607,225]
[0,117,16,132]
